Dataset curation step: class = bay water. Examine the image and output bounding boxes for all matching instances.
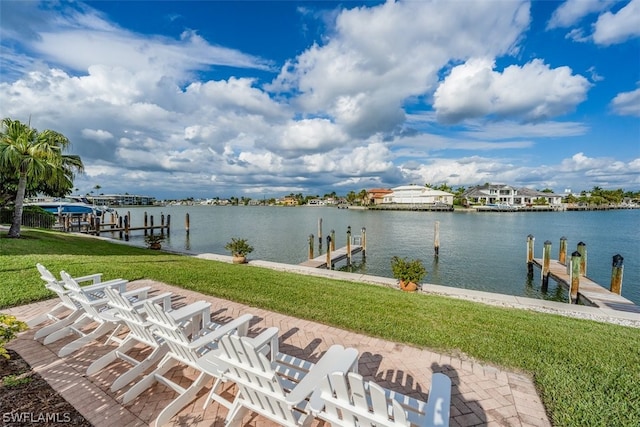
[114,206,640,305]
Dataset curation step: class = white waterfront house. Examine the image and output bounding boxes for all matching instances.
[462,184,563,207]
[382,185,454,205]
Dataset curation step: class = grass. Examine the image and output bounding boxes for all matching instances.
[1,228,639,426]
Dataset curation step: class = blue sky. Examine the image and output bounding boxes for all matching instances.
[1,0,638,199]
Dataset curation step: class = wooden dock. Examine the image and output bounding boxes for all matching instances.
[300,245,363,268]
[532,258,640,313]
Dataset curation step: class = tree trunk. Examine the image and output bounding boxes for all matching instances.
[8,174,27,238]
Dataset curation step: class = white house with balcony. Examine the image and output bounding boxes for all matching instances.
[382,185,454,205]
[462,184,563,207]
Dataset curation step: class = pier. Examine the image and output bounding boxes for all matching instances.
[527,235,639,313]
[300,223,366,269]
[531,258,639,313]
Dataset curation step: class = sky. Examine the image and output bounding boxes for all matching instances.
[1,0,639,200]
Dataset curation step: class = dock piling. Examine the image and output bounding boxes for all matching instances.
[542,240,552,290]
[318,218,323,246]
[308,234,314,259]
[326,235,332,270]
[559,236,567,265]
[346,226,352,266]
[610,254,624,295]
[361,227,366,258]
[526,234,535,275]
[144,212,148,235]
[330,229,335,251]
[434,221,440,257]
[577,242,587,276]
[185,213,190,235]
[570,251,581,303]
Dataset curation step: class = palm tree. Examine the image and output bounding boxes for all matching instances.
[0,118,84,238]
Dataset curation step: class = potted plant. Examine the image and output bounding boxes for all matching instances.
[144,234,165,250]
[225,237,254,264]
[390,256,427,292]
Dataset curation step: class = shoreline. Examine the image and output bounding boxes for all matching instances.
[3,224,639,327]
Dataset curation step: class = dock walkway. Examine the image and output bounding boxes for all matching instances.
[299,245,363,268]
[532,258,640,313]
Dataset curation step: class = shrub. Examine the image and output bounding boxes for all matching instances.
[0,314,28,359]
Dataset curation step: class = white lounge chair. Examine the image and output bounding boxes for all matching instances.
[43,271,153,356]
[86,287,209,393]
[310,371,451,427]
[31,264,128,340]
[204,331,359,427]
[121,300,254,427]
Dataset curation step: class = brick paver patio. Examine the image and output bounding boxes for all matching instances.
[5,280,550,427]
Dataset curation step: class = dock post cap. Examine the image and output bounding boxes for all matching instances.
[577,241,586,246]
[544,240,552,245]
[571,251,581,257]
[560,236,567,240]
[612,254,624,267]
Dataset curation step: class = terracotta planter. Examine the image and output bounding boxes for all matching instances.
[232,255,247,264]
[399,280,418,292]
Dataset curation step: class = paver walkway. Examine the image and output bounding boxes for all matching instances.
[6,280,550,427]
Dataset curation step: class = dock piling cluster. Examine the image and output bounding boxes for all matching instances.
[527,235,634,311]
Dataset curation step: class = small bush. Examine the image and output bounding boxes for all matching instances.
[0,313,28,359]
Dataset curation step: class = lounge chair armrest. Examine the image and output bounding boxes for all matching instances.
[82,279,129,294]
[146,292,173,311]
[169,301,211,324]
[289,345,359,406]
[122,287,154,305]
[189,314,254,350]
[244,327,279,361]
[72,273,103,284]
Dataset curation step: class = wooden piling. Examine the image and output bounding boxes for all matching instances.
[610,254,624,295]
[330,229,335,251]
[526,234,535,275]
[361,227,367,258]
[144,212,148,235]
[185,213,190,234]
[161,213,165,235]
[542,240,551,290]
[318,218,323,246]
[434,221,440,257]
[570,251,581,303]
[94,216,101,236]
[577,242,587,276]
[308,234,314,259]
[346,226,352,266]
[118,216,123,239]
[326,235,332,270]
[559,236,567,265]
[166,214,171,234]
[149,215,154,234]
[124,213,130,241]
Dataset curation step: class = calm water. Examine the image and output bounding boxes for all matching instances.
[110,206,640,305]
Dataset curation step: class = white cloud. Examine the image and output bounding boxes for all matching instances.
[547,0,614,29]
[269,0,530,138]
[610,87,640,116]
[0,0,636,198]
[592,0,640,45]
[81,128,113,142]
[433,58,591,123]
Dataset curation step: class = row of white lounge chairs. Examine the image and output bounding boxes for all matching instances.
[28,264,451,427]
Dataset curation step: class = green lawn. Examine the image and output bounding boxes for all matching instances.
[1,229,638,426]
